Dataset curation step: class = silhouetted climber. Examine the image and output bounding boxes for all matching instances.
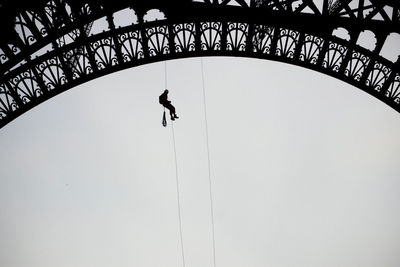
[159,89,179,121]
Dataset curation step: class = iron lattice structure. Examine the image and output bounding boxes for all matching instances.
[0,0,399,128]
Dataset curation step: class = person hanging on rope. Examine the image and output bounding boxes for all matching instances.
[159,89,179,121]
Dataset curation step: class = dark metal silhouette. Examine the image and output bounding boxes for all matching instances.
[162,109,167,127]
[159,89,179,121]
[0,0,399,128]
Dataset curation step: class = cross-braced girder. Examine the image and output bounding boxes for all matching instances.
[0,0,399,128]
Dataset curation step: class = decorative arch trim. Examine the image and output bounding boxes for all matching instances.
[0,1,399,128]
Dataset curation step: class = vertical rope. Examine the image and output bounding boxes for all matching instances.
[200,57,217,267]
[164,61,168,88]
[166,60,186,267]
[171,122,186,267]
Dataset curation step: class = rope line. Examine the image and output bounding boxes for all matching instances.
[171,121,186,267]
[164,61,168,88]
[166,60,186,267]
[201,57,217,267]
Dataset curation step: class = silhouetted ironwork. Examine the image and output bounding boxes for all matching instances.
[0,0,399,128]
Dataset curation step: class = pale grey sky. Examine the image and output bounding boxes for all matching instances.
[1,57,400,267]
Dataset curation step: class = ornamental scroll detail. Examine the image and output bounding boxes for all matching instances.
[0,84,18,119]
[200,22,222,51]
[118,30,144,62]
[386,75,400,104]
[173,23,196,53]
[226,22,248,52]
[366,61,392,92]
[252,25,275,54]
[8,70,43,104]
[90,37,119,70]
[299,34,324,65]
[63,46,94,79]
[344,51,370,81]
[35,56,67,90]
[146,26,170,56]
[275,28,300,58]
[322,41,348,72]
[0,49,9,64]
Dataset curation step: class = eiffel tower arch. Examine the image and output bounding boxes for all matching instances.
[0,0,399,128]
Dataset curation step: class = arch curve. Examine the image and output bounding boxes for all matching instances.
[0,0,400,128]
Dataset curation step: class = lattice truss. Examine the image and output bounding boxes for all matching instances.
[0,0,399,127]
[199,0,400,21]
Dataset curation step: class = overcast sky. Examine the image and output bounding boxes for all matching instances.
[0,56,400,267]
